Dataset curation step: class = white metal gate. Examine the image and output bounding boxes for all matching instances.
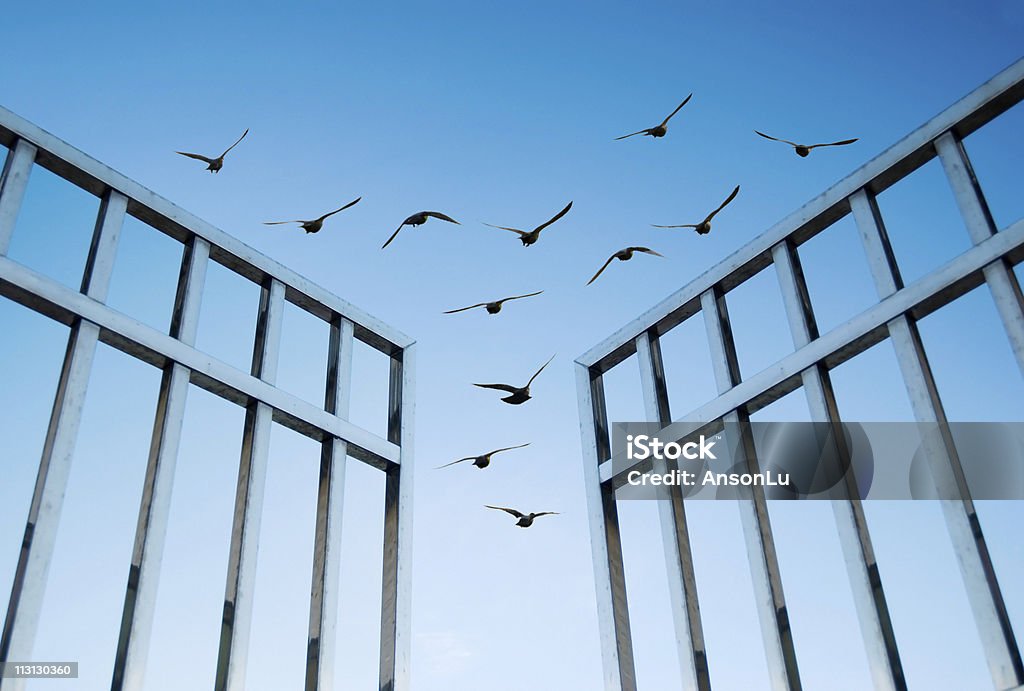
[0,107,415,691]
[577,59,1024,691]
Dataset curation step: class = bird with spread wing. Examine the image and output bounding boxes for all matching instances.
[754,130,858,157]
[587,247,664,285]
[443,291,543,315]
[175,128,249,173]
[485,505,559,528]
[473,354,555,405]
[263,197,362,234]
[484,201,573,247]
[615,93,693,140]
[382,211,460,249]
[652,185,740,235]
[435,443,530,470]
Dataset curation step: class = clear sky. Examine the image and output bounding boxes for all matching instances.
[1,1,1023,689]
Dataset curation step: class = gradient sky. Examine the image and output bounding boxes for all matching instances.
[1,2,1023,689]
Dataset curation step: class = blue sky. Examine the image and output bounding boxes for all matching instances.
[1,1,1023,689]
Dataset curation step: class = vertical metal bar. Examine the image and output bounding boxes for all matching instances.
[771,241,819,349]
[306,317,354,691]
[700,286,802,691]
[168,238,211,346]
[379,343,415,691]
[772,240,906,691]
[934,132,1001,246]
[850,191,903,299]
[889,317,1024,688]
[935,132,1024,376]
[215,277,284,691]
[634,332,711,690]
[0,184,122,690]
[575,363,637,691]
[249,279,285,386]
[0,139,37,255]
[111,236,209,691]
[81,190,128,302]
[0,323,99,691]
[852,190,1024,688]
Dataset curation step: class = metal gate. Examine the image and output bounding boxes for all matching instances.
[577,59,1024,691]
[0,107,414,691]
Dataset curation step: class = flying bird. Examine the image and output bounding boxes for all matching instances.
[485,505,559,528]
[382,211,460,249]
[443,291,543,315]
[652,185,740,235]
[614,93,693,140]
[484,201,573,247]
[175,128,249,173]
[754,131,859,157]
[473,354,555,405]
[435,443,530,470]
[587,247,664,285]
[263,197,362,234]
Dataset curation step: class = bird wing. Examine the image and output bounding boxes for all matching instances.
[587,255,617,285]
[423,211,460,224]
[614,129,649,141]
[435,457,474,469]
[442,302,488,314]
[498,290,543,304]
[473,383,520,394]
[629,247,664,257]
[533,201,573,234]
[808,138,859,149]
[703,185,740,223]
[262,220,302,226]
[659,93,693,126]
[526,354,556,387]
[381,223,406,249]
[531,511,560,518]
[754,130,799,147]
[176,151,215,164]
[486,505,526,519]
[490,442,531,456]
[219,128,249,158]
[483,222,527,236]
[317,196,362,221]
[651,223,698,229]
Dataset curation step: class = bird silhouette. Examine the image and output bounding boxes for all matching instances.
[484,201,573,247]
[263,197,362,234]
[382,211,460,249]
[473,354,555,404]
[435,443,530,469]
[175,128,249,173]
[443,291,543,315]
[486,505,559,528]
[614,94,693,140]
[754,131,858,157]
[652,185,740,235]
[587,247,664,285]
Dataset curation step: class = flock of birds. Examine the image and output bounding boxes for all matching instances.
[175,94,858,528]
